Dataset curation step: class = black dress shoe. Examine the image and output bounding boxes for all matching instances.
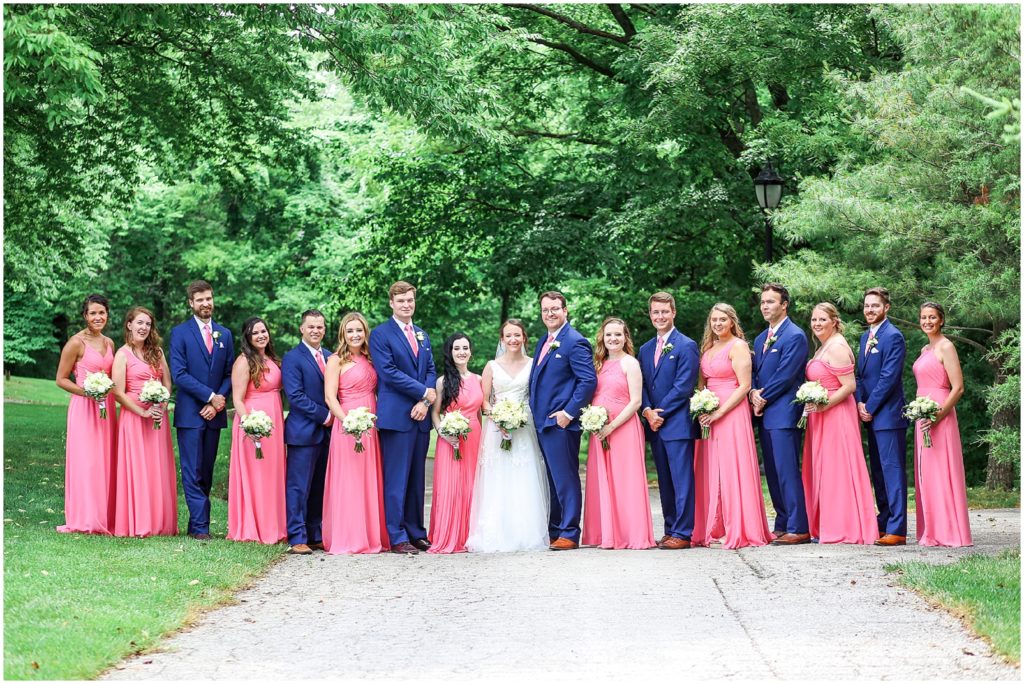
[391,541,420,554]
[188,532,212,541]
[411,538,432,552]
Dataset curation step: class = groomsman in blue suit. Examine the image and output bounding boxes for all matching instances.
[638,291,700,550]
[750,283,810,545]
[282,310,333,555]
[856,287,909,546]
[369,281,437,555]
[529,291,597,550]
[169,280,234,540]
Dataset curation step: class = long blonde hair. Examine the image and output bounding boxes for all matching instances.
[699,303,746,353]
[334,312,373,365]
[593,317,635,372]
[811,302,845,347]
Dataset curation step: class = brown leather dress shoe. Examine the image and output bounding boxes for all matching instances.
[874,534,907,546]
[390,541,420,554]
[549,537,579,551]
[771,533,812,545]
[188,532,212,541]
[771,530,786,540]
[289,543,313,555]
[659,536,691,550]
[411,538,432,552]
[308,542,325,551]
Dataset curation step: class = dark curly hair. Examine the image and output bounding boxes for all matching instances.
[441,332,472,413]
[239,317,280,389]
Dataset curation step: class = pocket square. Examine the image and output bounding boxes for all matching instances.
[555,353,563,359]
[871,347,879,354]
[218,342,224,349]
[669,355,675,360]
[770,348,779,353]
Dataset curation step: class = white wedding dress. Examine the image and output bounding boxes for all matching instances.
[465,359,550,553]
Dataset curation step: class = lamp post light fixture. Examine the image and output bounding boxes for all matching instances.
[754,160,784,262]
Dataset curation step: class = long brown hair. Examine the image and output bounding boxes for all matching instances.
[593,317,635,372]
[123,306,164,370]
[334,312,373,365]
[240,317,281,389]
[699,303,746,353]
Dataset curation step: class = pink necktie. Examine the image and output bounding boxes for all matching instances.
[762,327,774,354]
[315,350,326,375]
[654,336,664,367]
[405,324,419,357]
[538,334,555,363]
[868,328,876,341]
[203,324,213,354]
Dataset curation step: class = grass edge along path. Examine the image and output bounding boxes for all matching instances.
[887,547,1021,665]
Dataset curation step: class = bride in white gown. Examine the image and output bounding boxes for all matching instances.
[466,319,550,552]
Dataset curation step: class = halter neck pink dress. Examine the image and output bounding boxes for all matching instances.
[912,349,972,546]
[58,341,118,535]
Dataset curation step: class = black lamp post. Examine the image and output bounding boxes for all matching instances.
[754,160,783,262]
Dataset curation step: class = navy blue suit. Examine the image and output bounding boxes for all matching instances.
[169,318,234,535]
[752,317,810,535]
[856,318,909,536]
[282,343,332,545]
[369,318,436,546]
[638,328,699,540]
[529,323,597,543]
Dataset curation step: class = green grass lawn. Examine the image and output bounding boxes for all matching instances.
[888,548,1021,664]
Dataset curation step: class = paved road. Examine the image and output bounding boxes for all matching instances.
[106,486,1019,681]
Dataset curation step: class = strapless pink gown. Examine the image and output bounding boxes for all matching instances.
[228,360,287,544]
[913,350,972,547]
[58,343,118,535]
[113,348,178,537]
[581,358,655,549]
[428,374,483,554]
[322,356,389,554]
[692,340,772,549]
[801,359,878,544]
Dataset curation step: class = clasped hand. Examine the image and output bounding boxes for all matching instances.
[645,408,665,431]
[199,403,216,420]
[548,411,571,428]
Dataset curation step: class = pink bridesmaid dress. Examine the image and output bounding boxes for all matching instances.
[228,360,287,544]
[58,342,118,535]
[322,356,389,554]
[113,348,179,537]
[913,350,972,546]
[801,359,878,544]
[692,340,772,549]
[581,358,656,549]
[428,374,484,554]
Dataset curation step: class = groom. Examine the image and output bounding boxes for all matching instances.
[529,291,597,551]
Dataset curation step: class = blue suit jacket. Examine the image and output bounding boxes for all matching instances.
[169,319,234,429]
[528,323,597,431]
[369,319,436,433]
[282,344,332,446]
[856,318,908,430]
[638,328,699,441]
[752,317,808,430]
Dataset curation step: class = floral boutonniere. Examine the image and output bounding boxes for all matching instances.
[415,331,425,342]
[661,343,674,356]
[212,331,221,341]
[550,341,561,351]
[866,337,878,351]
[765,335,778,349]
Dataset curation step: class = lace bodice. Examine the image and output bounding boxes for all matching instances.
[489,358,532,406]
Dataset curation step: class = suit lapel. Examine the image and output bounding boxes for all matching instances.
[651,329,673,381]
[301,344,324,378]
[391,318,418,365]
[188,319,213,368]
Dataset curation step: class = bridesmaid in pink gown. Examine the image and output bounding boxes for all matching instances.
[801,303,878,545]
[322,312,389,554]
[913,302,972,546]
[55,294,118,534]
[428,334,483,554]
[692,304,772,549]
[227,317,287,544]
[581,318,655,550]
[112,306,179,537]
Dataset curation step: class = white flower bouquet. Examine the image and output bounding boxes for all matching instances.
[792,381,830,429]
[342,406,377,453]
[138,379,170,430]
[580,404,610,451]
[690,388,720,439]
[489,398,528,451]
[903,396,941,448]
[240,409,273,459]
[83,371,115,419]
[438,410,472,460]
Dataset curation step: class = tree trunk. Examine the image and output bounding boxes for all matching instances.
[500,290,510,326]
[985,366,1018,490]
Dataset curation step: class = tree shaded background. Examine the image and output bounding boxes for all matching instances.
[4,4,1018,487]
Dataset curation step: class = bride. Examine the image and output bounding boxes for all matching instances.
[466,319,550,552]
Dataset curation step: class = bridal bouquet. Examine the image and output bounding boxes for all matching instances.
[793,381,830,429]
[438,410,472,460]
[83,371,115,419]
[580,404,610,451]
[343,407,376,453]
[489,398,528,451]
[138,379,170,430]
[903,396,941,448]
[689,388,720,439]
[240,410,273,459]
